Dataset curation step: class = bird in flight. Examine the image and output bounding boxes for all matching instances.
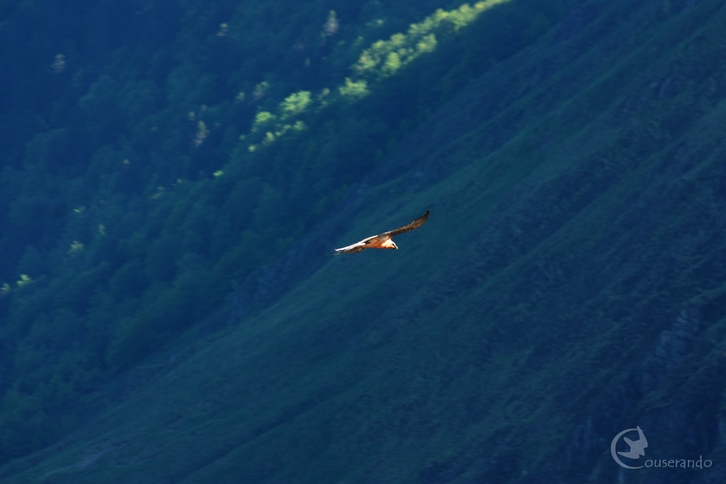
[334,210,429,254]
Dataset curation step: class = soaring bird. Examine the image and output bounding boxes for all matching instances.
[334,210,429,254]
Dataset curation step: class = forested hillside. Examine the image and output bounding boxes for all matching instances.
[2,0,726,482]
[0,0,565,465]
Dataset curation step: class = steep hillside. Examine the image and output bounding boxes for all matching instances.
[0,0,563,463]
[3,0,726,482]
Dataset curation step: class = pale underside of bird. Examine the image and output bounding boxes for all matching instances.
[334,210,429,254]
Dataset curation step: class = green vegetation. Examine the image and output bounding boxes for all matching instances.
[2,0,726,482]
[0,0,566,466]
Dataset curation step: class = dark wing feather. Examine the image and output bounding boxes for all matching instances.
[378,210,429,238]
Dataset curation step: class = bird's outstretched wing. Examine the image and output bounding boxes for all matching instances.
[377,210,429,238]
[334,210,429,254]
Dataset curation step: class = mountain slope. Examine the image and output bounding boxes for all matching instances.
[3,0,726,482]
[0,0,562,462]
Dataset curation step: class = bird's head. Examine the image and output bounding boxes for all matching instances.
[391,241,398,250]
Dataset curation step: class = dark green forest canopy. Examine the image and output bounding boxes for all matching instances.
[0,0,567,464]
[1,0,726,481]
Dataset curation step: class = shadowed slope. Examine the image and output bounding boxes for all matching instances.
[3,0,726,483]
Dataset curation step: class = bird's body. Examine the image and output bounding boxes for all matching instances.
[334,210,429,254]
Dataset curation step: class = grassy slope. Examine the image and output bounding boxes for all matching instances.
[4,0,726,482]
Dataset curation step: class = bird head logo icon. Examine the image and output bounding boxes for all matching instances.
[611,426,648,469]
